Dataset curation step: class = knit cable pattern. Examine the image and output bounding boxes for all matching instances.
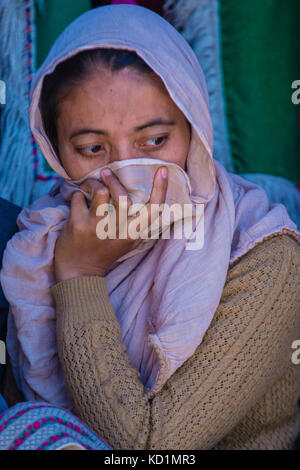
[52,234,300,450]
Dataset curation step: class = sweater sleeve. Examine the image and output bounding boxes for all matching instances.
[51,234,300,450]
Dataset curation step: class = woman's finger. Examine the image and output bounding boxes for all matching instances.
[146,166,168,226]
[143,167,168,238]
[80,178,110,215]
[69,190,89,225]
[128,167,168,239]
[101,169,132,211]
[149,166,168,205]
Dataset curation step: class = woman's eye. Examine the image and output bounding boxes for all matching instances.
[140,136,168,149]
[77,144,103,158]
[76,136,168,157]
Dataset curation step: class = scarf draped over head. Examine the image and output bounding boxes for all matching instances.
[1,5,299,408]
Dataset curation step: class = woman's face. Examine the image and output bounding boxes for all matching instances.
[56,67,191,180]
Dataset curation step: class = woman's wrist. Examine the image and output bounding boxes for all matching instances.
[55,267,107,283]
[52,275,116,326]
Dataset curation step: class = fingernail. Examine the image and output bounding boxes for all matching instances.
[102,168,111,177]
[161,167,168,179]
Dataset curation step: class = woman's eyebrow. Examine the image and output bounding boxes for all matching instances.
[70,119,175,139]
[134,118,176,132]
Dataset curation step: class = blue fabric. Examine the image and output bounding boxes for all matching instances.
[0,313,6,400]
[0,393,8,414]
[0,401,112,450]
[0,197,21,402]
[0,197,21,309]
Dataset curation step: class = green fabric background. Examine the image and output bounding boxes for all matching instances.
[35,0,90,69]
[34,1,300,184]
[34,0,90,173]
[219,0,300,184]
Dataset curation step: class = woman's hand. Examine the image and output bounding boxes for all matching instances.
[54,166,168,282]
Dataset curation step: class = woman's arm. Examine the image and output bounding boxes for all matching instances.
[52,234,300,450]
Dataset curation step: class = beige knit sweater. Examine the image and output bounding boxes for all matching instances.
[52,234,300,450]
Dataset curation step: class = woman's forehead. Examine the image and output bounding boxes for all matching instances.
[57,67,176,115]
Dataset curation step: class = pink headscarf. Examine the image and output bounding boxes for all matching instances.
[1,5,299,408]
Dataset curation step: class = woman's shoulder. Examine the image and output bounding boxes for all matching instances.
[227,232,300,288]
[236,231,300,255]
[218,232,300,333]
[187,233,300,372]
[206,233,300,449]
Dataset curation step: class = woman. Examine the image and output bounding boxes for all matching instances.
[1,4,300,450]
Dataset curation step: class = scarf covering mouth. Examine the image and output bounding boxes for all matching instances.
[56,158,203,261]
[1,5,299,408]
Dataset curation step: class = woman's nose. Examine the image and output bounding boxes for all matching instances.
[110,145,139,162]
